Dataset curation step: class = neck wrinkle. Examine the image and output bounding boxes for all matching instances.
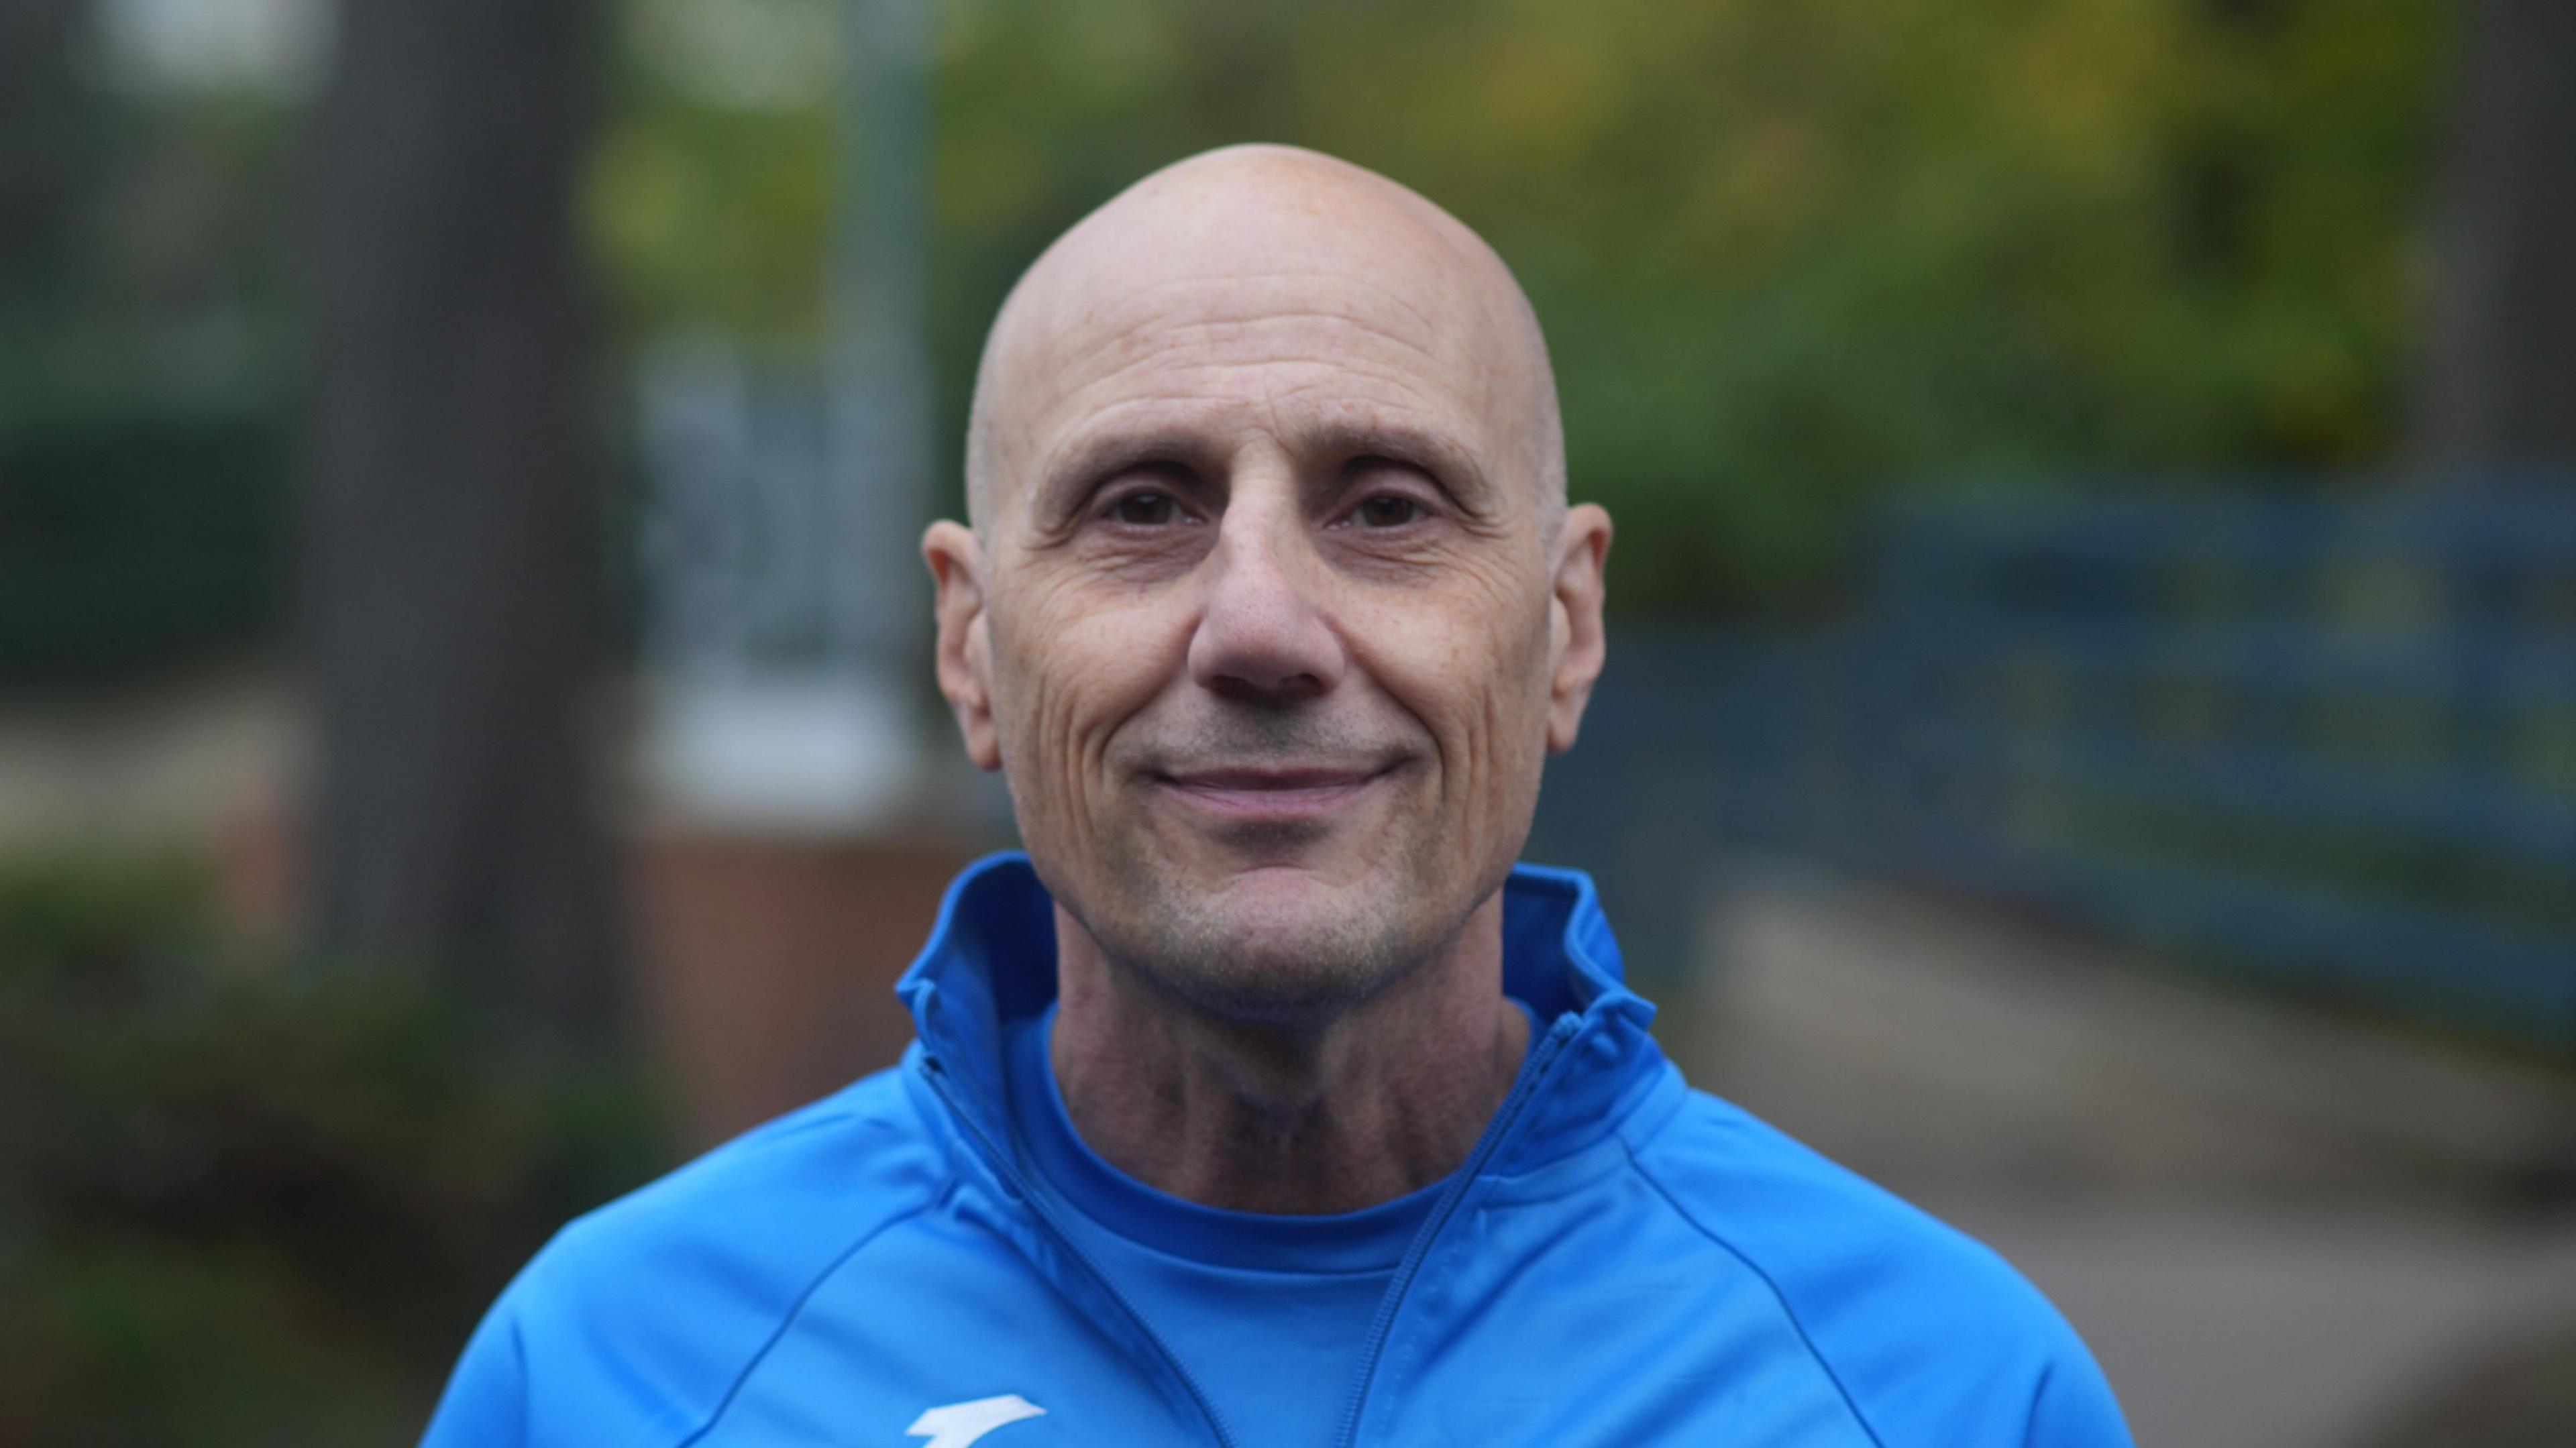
[1048,891,1529,1215]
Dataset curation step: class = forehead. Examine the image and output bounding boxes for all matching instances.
[1042,270,1499,441]
[981,207,1529,517]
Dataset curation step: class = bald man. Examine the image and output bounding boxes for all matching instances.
[423,147,2131,1448]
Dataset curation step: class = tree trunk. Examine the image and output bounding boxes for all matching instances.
[301,0,616,1036]
[2417,0,2576,477]
[0,0,88,318]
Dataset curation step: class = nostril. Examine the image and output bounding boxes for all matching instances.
[1205,668,1327,703]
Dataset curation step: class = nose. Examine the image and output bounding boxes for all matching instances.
[1186,498,1345,704]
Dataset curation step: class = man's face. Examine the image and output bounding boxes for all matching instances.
[928,153,1608,1025]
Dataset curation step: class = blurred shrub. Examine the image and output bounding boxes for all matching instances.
[1,15,301,691]
[0,848,670,1447]
[0,400,280,686]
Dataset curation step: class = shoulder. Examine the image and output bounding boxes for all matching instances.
[1619,1085,2131,1447]
[1619,1086,2057,1337]
[449,1064,954,1446]
[539,1062,944,1287]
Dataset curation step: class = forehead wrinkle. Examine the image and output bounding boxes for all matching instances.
[1064,267,1475,359]
[1032,378,1471,494]
[1050,345,1475,463]
[1040,312,1468,418]
[1035,268,1493,405]
[1022,302,1483,461]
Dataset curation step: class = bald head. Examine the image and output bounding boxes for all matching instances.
[964,144,1564,533]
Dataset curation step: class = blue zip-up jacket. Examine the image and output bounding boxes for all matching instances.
[424,854,2130,1446]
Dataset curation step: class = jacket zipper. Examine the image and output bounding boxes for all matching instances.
[921,1056,1241,1448]
[1328,1015,1582,1448]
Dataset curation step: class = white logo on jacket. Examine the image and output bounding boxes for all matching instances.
[906,1394,1046,1447]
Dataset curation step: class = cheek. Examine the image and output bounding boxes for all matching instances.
[1356,564,1555,799]
[1473,590,1558,791]
[987,573,1191,816]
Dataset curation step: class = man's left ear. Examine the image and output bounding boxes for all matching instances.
[1546,503,1612,754]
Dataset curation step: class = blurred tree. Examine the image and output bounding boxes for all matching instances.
[304,0,617,1035]
[2418,0,2576,475]
[0,0,89,325]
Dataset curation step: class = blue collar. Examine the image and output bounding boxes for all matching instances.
[896,852,1666,1176]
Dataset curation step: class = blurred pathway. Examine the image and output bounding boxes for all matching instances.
[1665,862,2576,1448]
[0,673,293,849]
[1944,1198,2576,1448]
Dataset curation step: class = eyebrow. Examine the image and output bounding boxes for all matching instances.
[1302,419,1497,515]
[1032,414,1499,525]
[1033,428,1230,526]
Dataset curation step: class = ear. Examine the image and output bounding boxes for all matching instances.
[1544,504,1612,754]
[922,520,1002,771]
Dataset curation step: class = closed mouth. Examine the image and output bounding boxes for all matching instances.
[1151,763,1400,820]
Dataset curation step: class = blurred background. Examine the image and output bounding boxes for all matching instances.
[1,0,2570,1442]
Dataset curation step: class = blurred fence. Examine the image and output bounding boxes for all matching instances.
[1532,486,2576,1052]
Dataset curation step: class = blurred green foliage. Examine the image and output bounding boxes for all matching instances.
[0,849,670,1447]
[591,0,2448,617]
[0,48,297,688]
[0,401,278,685]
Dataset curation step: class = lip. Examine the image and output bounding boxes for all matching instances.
[1152,764,1395,824]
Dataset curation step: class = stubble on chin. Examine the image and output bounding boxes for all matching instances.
[1074,820,1450,1027]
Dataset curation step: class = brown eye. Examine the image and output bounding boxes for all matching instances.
[1355,494,1424,528]
[1111,491,1179,526]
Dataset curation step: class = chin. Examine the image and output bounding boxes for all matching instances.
[1118,865,1426,1025]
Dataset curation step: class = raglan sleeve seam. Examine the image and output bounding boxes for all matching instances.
[2017,1327,2136,1447]
[1617,1135,1894,1448]
[2021,1360,2053,1445]
[663,1191,945,1447]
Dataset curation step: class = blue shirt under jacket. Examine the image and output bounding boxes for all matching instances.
[421,853,2132,1448]
[1002,995,1525,1448]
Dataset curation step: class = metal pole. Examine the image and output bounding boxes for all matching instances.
[830,0,933,676]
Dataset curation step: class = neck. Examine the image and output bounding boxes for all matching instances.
[1047,893,1530,1215]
